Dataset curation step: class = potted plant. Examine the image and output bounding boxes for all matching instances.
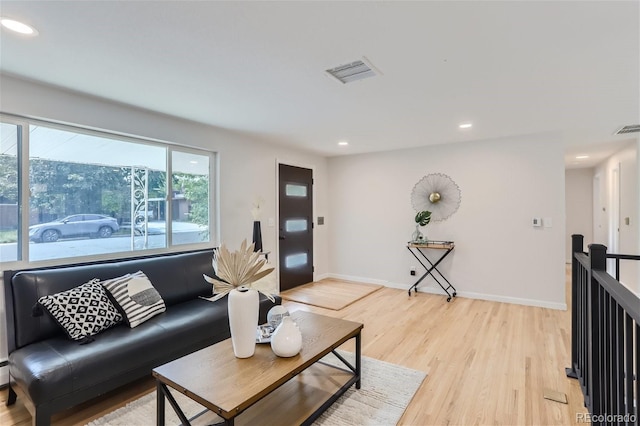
[412,210,431,242]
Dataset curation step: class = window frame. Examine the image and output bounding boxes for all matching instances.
[0,113,219,270]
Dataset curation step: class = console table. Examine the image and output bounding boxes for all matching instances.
[406,241,457,302]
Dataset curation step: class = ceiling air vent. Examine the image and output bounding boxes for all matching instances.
[614,124,640,134]
[325,57,380,84]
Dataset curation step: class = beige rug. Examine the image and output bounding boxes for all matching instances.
[281,280,383,310]
[87,351,426,426]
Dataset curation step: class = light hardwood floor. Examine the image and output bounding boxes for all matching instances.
[1,269,587,425]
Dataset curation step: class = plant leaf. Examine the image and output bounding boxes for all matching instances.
[206,239,275,291]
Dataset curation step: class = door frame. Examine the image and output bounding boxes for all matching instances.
[608,164,621,274]
[275,159,317,290]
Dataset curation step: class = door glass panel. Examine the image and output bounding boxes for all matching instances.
[285,219,307,232]
[285,183,307,198]
[285,253,307,269]
[0,122,19,262]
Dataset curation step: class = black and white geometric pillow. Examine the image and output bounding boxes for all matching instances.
[100,270,166,328]
[38,280,123,341]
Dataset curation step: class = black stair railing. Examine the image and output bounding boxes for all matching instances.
[567,234,639,425]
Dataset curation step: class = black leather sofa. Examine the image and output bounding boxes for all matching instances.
[3,249,280,426]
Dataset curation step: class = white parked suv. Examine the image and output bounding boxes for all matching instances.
[29,214,120,243]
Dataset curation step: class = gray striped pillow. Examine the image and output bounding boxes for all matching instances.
[100,271,166,328]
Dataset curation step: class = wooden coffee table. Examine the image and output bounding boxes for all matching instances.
[152,311,363,425]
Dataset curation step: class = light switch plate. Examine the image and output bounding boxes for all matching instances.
[532,217,542,227]
[543,217,552,228]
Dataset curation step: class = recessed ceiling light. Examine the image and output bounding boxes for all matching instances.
[0,18,38,36]
[459,123,472,129]
[576,155,589,159]
[338,141,349,146]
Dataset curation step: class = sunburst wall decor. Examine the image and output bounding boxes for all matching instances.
[411,173,461,221]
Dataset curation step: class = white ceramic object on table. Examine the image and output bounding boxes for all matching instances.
[228,287,259,358]
[270,316,302,357]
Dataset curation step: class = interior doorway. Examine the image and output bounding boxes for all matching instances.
[593,174,606,246]
[278,163,314,291]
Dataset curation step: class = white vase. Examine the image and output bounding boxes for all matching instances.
[270,316,302,357]
[228,287,259,358]
[412,224,425,243]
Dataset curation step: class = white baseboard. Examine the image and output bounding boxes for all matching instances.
[328,273,567,311]
[451,290,567,310]
[314,272,331,282]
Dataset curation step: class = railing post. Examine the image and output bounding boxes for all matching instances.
[588,243,607,418]
[566,234,584,379]
[589,244,607,270]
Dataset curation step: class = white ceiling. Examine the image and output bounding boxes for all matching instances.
[0,1,638,166]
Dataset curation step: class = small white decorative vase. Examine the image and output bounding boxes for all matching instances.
[270,316,302,357]
[228,287,259,358]
[412,224,425,243]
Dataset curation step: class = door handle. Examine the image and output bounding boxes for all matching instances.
[279,235,286,240]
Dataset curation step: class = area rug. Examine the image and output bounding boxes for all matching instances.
[87,352,426,426]
[280,280,383,310]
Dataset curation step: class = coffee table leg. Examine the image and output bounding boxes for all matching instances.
[156,382,165,426]
[356,331,361,389]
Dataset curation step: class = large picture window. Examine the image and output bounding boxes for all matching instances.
[0,116,217,266]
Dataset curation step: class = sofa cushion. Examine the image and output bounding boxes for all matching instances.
[100,271,166,328]
[37,280,123,341]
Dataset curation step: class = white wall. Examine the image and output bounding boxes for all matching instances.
[593,142,639,293]
[565,168,594,262]
[637,136,640,295]
[327,133,567,309]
